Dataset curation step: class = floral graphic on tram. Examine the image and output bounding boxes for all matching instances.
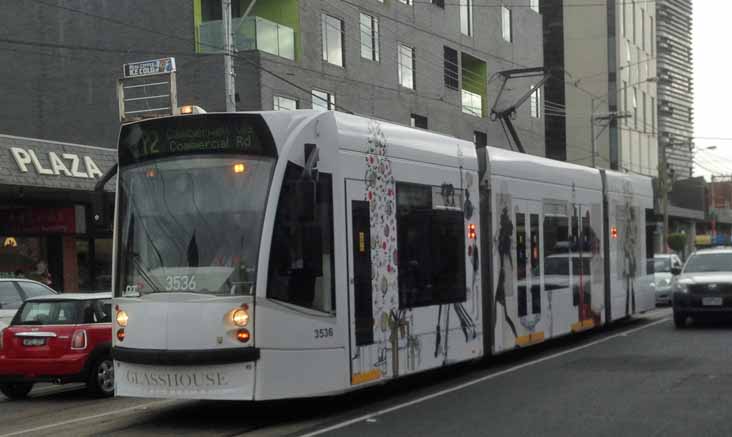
[352,122,480,383]
[363,121,400,376]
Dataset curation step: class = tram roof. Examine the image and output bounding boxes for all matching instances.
[485,145,603,191]
[331,112,479,172]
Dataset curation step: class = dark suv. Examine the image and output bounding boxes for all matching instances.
[672,248,732,328]
[0,293,113,399]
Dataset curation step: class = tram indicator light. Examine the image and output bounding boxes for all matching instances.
[468,224,477,240]
[611,227,618,239]
[117,329,126,342]
[236,329,250,343]
[234,163,246,174]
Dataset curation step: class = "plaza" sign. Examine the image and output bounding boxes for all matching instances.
[10,147,104,179]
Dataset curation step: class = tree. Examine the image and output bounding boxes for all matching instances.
[667,232,687,254]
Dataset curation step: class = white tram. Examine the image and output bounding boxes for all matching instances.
[111,111,654,400]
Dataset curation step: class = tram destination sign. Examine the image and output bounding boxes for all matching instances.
[118,114,277,165]
[123,57,176,78]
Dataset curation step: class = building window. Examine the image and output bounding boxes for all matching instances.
[433,0,445,8]
[360,13,380,62]
[312,90,335,111]
[650,16,654,56]
[502,6,512,42]
[530,0,539,13]
[633,87,638,130]
[268,163,335,313]
[651,96,656,133]
[530,86,541,119]
[460,0,473,36]
[410,114,428,129]
[642,91,646,133]
[621,0,626,36]
[321,14,344,67]
[399,0,412,5]
[474,131,487,147]
[398,43,415,90]
[462,89,482,117]
[444,46,459,90]
[273,95,297,111]
[396,183,466,309]
[623,81,628,125]
[632,1,636,45]
[641,9,645,51]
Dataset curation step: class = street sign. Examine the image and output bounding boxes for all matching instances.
[118,57,179,121]
[123,58,176,78]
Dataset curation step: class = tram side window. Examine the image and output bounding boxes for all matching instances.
[397,183,466,308]
[268,163,335,313]
[543,215,569,290]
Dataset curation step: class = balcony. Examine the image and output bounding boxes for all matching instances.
[198,16,295,60]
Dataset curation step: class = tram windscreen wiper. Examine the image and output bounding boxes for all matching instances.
[130,253,165,294]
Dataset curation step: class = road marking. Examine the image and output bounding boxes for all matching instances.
[300,316,670,437]
[0,399,175,437]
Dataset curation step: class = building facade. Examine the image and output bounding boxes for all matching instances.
[0,0,546,155]
[656,0,694,179]
[0,135,116,292]
[542,0,658,177]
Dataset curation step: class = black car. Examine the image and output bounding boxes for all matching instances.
[672,247,732,328]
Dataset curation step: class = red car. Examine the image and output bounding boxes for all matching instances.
[0,292,113,399]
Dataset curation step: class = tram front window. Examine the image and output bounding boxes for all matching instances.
[116,155,274,296]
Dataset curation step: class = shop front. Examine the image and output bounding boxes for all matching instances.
[0,135,116,292]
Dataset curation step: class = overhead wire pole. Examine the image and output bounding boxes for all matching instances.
[222,0,235,112]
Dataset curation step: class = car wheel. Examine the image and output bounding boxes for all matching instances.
[673,311,687,329]
[0,383,34,400]
[88,357,115,397]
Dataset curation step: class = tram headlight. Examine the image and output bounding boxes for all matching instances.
[116,309,129,327]
[232,307,249,327]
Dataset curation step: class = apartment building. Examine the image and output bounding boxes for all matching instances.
[0,0,546,154]
[543,0,658,176]
[656,0,694,179]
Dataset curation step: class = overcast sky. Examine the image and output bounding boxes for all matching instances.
[693,0,732,180]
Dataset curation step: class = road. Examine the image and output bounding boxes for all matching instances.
[4,308,732,437]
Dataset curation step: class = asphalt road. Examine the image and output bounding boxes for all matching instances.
[4,308,731,437]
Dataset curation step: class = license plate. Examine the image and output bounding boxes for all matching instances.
[703,297,723,306]
[22,338,46,346]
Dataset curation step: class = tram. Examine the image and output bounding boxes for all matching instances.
[110,110,654,400]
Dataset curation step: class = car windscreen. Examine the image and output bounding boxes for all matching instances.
[653,258,671,273]
[683,253,732,273]
[13,300,90,325]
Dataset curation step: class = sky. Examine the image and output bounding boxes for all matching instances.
[692,0,732,180]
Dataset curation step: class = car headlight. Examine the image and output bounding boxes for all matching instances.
[657,278,671,287]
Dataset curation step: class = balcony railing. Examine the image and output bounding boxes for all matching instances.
[198,16,295,60]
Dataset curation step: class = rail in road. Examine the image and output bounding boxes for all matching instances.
[1,309,689,437]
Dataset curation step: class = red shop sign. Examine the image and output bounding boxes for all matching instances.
[0,208,76,235]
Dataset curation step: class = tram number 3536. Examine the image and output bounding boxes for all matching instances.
[166,275,197,291]
[314,328,334,339]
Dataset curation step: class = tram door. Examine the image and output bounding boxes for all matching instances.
[512,200,545,348]
[345,180,390,386]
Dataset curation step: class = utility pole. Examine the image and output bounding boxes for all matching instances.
[590,106,631,168]
[222,0,236,112]
[659,144,675,253]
